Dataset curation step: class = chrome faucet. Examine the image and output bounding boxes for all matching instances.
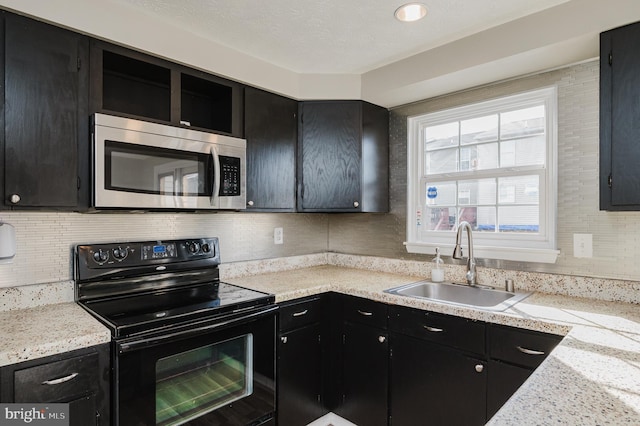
[452,221,477,285]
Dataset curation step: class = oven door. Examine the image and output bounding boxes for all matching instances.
[114,306,276,426]
[93,113,246,210]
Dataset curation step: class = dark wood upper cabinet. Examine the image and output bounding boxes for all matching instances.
[89,40,244,138]
[244,87,297,211]
[2,12,89,209]
[600,20,640,210]
[298,101,389,212]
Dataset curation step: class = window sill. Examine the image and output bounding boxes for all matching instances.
[404,242,559,263]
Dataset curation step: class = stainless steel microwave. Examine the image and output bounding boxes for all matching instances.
[92,113,246,210]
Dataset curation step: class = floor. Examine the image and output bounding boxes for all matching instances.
[307,413,357,426]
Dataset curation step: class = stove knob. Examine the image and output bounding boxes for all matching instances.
[93,250,109,263]
[188,242,201,254]
[113,246,128,260]
[201,243,210,253]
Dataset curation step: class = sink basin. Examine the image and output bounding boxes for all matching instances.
[384,280,531,311]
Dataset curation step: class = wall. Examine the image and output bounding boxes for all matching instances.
[330,60,640,282]
[0,212,328,288]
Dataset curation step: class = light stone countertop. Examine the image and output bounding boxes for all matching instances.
[0,302,111,367]
[1,264,638,424]
[227,265,640,426]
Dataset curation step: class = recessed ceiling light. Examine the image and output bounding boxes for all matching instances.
[394,3,428,22]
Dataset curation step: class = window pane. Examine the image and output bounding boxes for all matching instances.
[425,207,457,231]
[498,176,539,204]
[458,179,496,205]
[500,105,545,140]
[426,182,456,206]
[476,207,497,232]
[500,135,545,167]
[461,114,498,145]
[460,143,498,171]
[425,122,459,150]
[498,205,539,233]
[426,148,457,174]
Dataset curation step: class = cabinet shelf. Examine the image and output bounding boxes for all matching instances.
[102,51,171,121]
[181,73,233,133]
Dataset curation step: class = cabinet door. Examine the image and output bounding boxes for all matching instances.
[278,323,323,426]
[4,13,88,208]
[69,394,97,426]
[244,88,297,211]
[340,322,388,426]
[390,333,486,426]
[487,360,532,419]
[299,101,361,211]
[601,22,640,209]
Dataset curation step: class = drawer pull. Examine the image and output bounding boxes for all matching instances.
[475,364,484,373]
[378,336,386,343]
[517,346,545,356]
[292,309,308,317]
[281,336,288,344]
[357,310,373,316]
[41,372,79,386]
[423,325,444,333]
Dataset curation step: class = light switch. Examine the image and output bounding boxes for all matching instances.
[573,233,593,258]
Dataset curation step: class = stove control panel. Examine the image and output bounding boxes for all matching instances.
[76,237,220,273]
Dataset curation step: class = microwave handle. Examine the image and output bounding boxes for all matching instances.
[210,146,221,205]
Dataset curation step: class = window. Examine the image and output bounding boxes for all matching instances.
[405,87,559,263]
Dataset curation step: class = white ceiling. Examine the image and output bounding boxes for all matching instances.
[2,0,640,107]
[114,0,569,74]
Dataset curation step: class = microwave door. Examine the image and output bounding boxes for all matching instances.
[210,146,221,208]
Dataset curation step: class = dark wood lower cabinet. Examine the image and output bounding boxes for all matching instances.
[487,359,533,419]
[275,295,561,426]
[339,322,388,426]
[0,344,109,426]
[278,323,324,426]
[390,333,487,426]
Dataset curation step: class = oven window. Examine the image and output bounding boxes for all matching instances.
[155,334,253,426]
[105,140,212,196]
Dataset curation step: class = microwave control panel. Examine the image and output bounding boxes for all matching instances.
[219,155,241,196]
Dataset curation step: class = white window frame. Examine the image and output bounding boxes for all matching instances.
[405,87,560,263]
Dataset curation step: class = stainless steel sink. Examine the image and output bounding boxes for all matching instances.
[384,280,531,311]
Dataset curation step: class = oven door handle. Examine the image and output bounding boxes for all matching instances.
[117,305,278,354]
[210,146,221,206]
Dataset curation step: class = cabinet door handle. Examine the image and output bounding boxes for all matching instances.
[475,364,484,373]
[357,310,373,316]
[353,201,360,208]
[378,336,386,343]
[292,309,308,317]
[9,194,20,204]
[41,372,79,385]
[516,346,545,355]
[423,325,444,332]
[281,336,288,344]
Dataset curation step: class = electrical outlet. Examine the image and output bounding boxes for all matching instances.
[573,233,593,258]
[274,227,284,245]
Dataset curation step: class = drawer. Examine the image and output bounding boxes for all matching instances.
[389,305,485,354]
[342,295,388,329]
[279,296,324,331]
[14,353,99,403]
[489,324,562,368]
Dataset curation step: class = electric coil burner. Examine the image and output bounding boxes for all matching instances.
[75,237,276,426]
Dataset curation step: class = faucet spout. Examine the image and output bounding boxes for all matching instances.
[452,221,477,285]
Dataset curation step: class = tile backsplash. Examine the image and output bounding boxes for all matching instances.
[0,211,328,288]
